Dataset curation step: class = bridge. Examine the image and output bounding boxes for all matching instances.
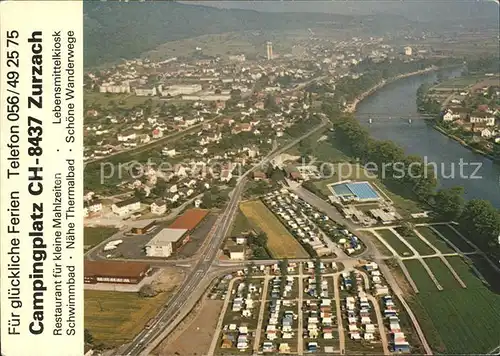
[355,112,436,120]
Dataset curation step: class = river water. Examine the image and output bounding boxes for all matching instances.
[355,71,500,207]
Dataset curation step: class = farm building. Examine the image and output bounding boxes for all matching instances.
[84,260,151,284]
[145,228,190,257]
[168,208,208,232]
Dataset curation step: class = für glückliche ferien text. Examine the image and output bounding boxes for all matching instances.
[1,3,83,354]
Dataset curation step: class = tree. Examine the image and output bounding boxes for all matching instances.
[460,200,500,249]
[138,284,158,298]
[254,232,268,247]
[433,187,465,221]
[398,222,415,237]
[84,328,94,345]
[252,246,269,259]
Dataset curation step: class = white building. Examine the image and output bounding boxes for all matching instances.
[470,112,495,126]
[404,46,412,56]
[111,199,141,216]
[228,246,245,260]
[145,228,189,257]
[99,82,130,94]
[150,200,167,215]
[134,85,158,96]
[161,84,202,97]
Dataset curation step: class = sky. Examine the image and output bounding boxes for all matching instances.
[182,1,500,22]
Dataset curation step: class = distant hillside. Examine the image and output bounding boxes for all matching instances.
[83,1,412,67]
[83,1,337,67]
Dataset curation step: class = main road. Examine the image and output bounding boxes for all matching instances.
[119,116,329,356]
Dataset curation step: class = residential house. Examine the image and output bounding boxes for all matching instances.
[228,246,245,260]
[470,112,495,126]
[150,200,167,215]
[253,171,267,181]
[112,198,141,216]
[117,132,137,142]
[481,128,494,138]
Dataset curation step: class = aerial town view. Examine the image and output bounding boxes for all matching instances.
[82,1,500,356]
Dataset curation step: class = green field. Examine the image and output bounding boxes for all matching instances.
[446,256,485,289]
[416,287,500,354]
[425,258,462,290]
[377,229,414,257]
[240,200,309,258]
[84,226,119,251]
[415,226,455,253]
[466,255,500,293]
[403,259,437,292]
[404,255,500,354]
[396,228,435,255]
[84,290,170,347]
[230,211,256,236]
[432,225,475,253]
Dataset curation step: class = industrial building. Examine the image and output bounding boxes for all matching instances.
[84,260,151,284]
[131,220,157,235]
[160,84,202,97]
[168,208,208,232]
[266,41,273,60]
[145,228,189,258]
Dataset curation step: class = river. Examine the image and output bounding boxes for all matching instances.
[355,70,500,207]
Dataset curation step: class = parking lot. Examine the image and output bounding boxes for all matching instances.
[96,213,218,260]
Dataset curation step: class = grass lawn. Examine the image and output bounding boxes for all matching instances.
[415,287,500,354]
[431,75,488,89]
[84,92,163,110]
[84,226,119,251]
[446,256,485,289]
[377,229,414,257]
[395,228,435,255]
[432,225,475,253]
[415,226,455,254]
[466,255,500,293]
[240,200,309,259]
[403,259,437,292]
[84,290,170,347]
[424,257,462,290]
[230,210,256,236]
[404,255,500,354]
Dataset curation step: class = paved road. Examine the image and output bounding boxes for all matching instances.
[332,273,345,355]
[207,277,241,356]
[118,116,329,356]
[120,180,245,356]
[252,273,270,354]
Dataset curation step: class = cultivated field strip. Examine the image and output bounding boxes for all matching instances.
[240,200,309,258]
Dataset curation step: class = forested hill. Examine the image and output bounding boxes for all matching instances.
[83,1,352,67]
[83,1,406,68]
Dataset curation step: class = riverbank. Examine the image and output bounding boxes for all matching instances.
[345,66,438,113]
[433,124,498,162]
